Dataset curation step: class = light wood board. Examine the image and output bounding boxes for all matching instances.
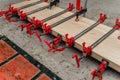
[12,0,40,8]
[12,2,120,72]
[21,2,48,14]
[27,6,64,21]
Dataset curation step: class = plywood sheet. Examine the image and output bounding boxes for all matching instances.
[12,0,40,8]
[21,2,48,13]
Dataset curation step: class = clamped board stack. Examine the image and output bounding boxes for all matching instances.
[72,19,120,80]
[0,0,43,22]
[18,2,74,42]
[44,13,106,52]
[44,0,88,52]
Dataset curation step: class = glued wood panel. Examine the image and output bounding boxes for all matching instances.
[12,0,40,8]
[21,2,48,13]
[28,7,64,21]
[93,30,120,72]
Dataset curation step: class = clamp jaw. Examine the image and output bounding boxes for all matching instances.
[0,4,18,22]
[114,19,120,30]
[30,17,42,28]
[98,13,107,23]
[65,34,75,47]
[91,60,108,80]
[82,42,92,57]
[67,3,74,11]
[41,23,52,34]
[17,9,27,20]
[44,35,65,53]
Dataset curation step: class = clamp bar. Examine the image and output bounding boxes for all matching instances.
[51,8,87,28]
[91,28,116,48]
[74,13,107,40]
[74,22,100,39]
[91,19,120,48]
[27,5,49,15]
[42,3,74,22]
[19,0,43,9]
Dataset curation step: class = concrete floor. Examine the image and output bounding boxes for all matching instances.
[0,0,120,80]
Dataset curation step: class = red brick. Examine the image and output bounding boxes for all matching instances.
[37,74,52,80]
[0,40,17,63]
[0,55,40,80]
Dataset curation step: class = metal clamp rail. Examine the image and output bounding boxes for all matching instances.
[19,0,43,9]
[72,19,120,80]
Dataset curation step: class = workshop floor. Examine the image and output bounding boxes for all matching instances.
[0,0,120,80]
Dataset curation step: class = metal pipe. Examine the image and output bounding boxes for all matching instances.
[51,9,87,27]
[42,9,68,22]
[27,5,49,15]
[91,28,116,48]
[19,0,42,9]
[74,21,100,39]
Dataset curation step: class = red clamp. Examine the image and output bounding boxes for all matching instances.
[76,0,82,11]
[17,9,27,20]
[114,19,120,30]
[65,34,75,47]
[67,3,74,11]
[91,60,108,80]
[0,4,18,22]
[42,23,52,34]
[98,13,107,23]
[19,23,42,42]
[31,17,42,28]
[44,36,62,52]
[72,54,80,68]
[9,4,18,15]
[82,42,92,57]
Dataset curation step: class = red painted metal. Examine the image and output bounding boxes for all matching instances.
[98,13,107,23]
[91,60,108,80]
[114,19,120,29]
[31,17,42,28]
[17,9,27,20]
[44,36,63,52]
[82,42,92,57]
[72,54,80,68]
[65,34,75,47]
[42,23,52,34]
[76,0,82,11]
[19,23,42,42]
[67,3,74,11]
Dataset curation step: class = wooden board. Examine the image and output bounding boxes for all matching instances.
[27,6,64,21]
[21,2,48,14]
[93,30,120,72]
[12,2,120,72]
[12,0,40,8]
